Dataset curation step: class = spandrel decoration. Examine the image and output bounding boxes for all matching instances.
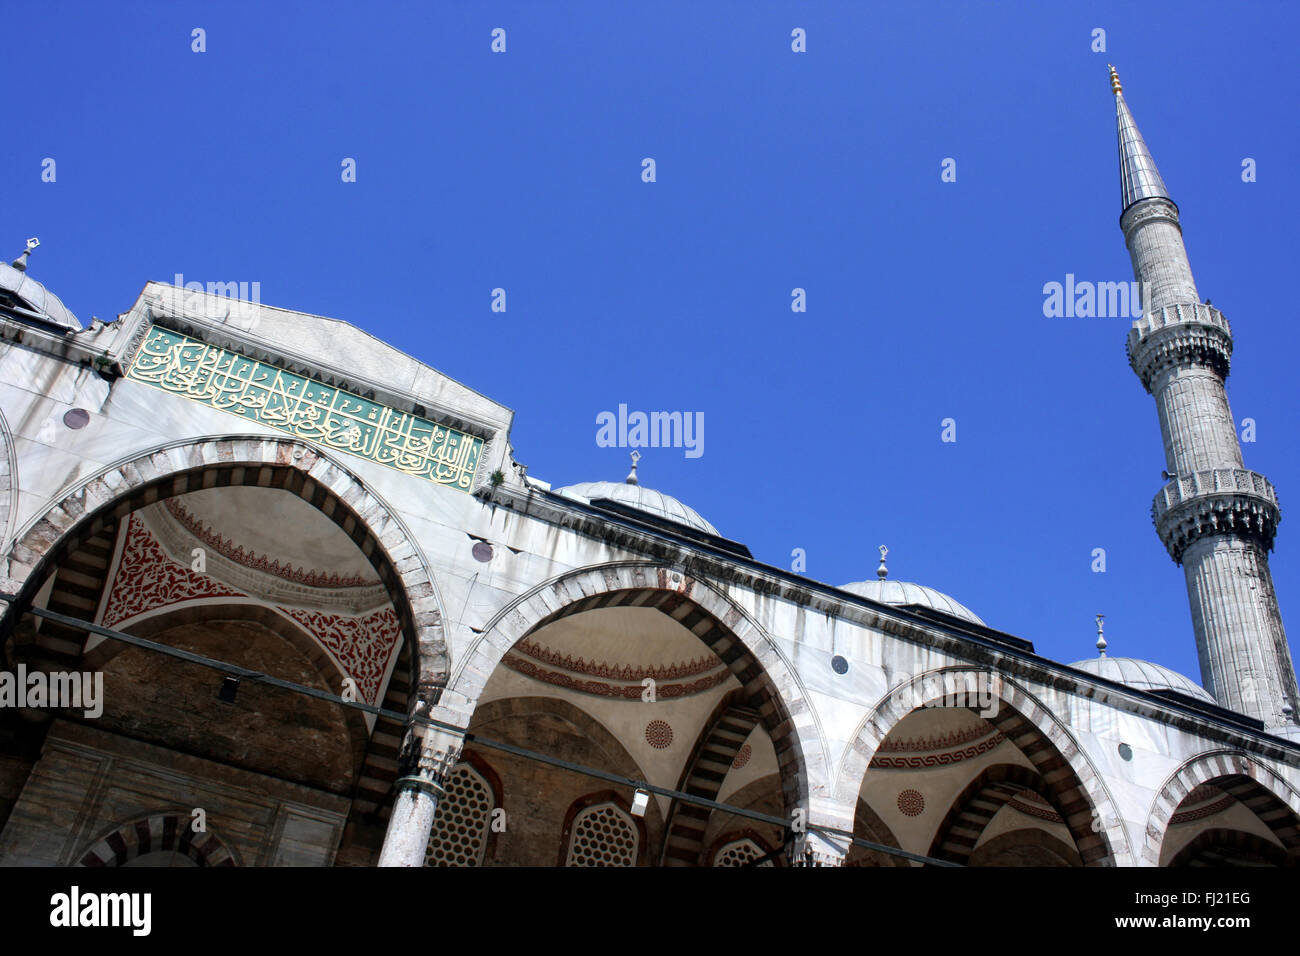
[127,326,483,491]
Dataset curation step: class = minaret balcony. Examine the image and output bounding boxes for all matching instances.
[1152,468,1281,562]
[1128,303,1233,390]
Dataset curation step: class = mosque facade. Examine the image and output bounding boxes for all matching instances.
[0,71,1296,868]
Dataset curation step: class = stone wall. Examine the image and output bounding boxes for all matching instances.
[0,721,348,866]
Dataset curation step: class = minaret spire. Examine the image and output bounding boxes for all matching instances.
[1113,67,1299,729]
[1110,65,1171,211]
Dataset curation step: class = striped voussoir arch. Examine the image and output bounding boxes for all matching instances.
[448,563,818,828]
[0,435,448,699]
[927,763,1049,863]
[1168,828,1289,867]
[1144,751,1300,865]
[837,667,1130,866]
[76,813,236,867]
[661,696,762,866]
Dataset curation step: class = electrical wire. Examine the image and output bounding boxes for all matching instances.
[0,594,957,867]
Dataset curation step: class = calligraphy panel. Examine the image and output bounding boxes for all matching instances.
[126,326,483,492]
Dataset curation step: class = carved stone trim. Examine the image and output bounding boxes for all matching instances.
[1120,195,1181,236]
[1153,469,1281,562]
[1128,303,1233,390]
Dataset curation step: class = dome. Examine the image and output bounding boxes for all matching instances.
[556,480,718,536]
[1070,656,1215,704]
[840,578,985,626]
[0,257,80,332]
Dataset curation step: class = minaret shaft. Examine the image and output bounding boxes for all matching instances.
[1182,537,1296,723]
[1123,211,1199,310]
[1114,69,1299,728]
[1151,366,1242,475]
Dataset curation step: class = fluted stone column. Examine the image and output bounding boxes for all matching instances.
[377,727,462,867]
[1182,535,1296,726]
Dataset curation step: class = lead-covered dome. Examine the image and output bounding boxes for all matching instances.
[556,458,718,536]
[840,578,985,626]
[0,246,80,332]
[1070,656,1215,704]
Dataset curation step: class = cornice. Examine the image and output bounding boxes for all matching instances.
[476,482,1300,765]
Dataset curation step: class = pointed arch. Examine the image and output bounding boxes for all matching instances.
[1168,828,1290,867]
[560,790,645,867]
[660,691,763,866]
[0,435,449,708]
[444,562,822,825]
[1143,750,1300,865]
[926,763,1052,864]
[75,811,239,867]
[845,798,908,867]
[968,828,1082,866]
[836,666,1132,866]
[0,407,16,555]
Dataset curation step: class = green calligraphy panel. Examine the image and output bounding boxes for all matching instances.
[127,326,483,492]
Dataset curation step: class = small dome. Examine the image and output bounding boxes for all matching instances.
[840,579,984,626]
[0,259,80,331]
[1070,656,1214,704]
[556,480,718,536]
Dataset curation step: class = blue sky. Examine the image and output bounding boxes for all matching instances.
[7,1,1299,683]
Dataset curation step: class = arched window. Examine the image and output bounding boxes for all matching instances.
[564,800,639,867]
[424,761,496,867]
[76,813,237,866]
[712,836,774,867]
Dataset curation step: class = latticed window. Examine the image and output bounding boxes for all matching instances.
[713,837,773,867]
[424,764,494,867]
[564,801,639,866]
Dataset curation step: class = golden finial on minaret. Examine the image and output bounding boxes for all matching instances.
[1108,64,1122,96]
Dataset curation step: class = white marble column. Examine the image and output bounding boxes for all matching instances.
[799,828,852,867]
[377,728,462,868]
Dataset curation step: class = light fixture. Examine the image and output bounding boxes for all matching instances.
[218,676,240,703]
[630,789,650,817]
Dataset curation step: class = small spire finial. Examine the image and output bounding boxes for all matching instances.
[876,545,889,580]
[625,449,640,486]
[1096,613,1108,658]
[11,237,38,273]
[1108,64,1122,96]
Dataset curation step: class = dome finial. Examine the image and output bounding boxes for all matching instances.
[11,237,38,273]
[1108,64,1122,96]
[625,449,640,486]
[1096,613,1108,658]
[876,545,889,580]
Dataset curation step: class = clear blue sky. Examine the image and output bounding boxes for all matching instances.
[7,1,1299,683]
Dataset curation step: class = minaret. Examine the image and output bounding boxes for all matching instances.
[1112,65,1299,729]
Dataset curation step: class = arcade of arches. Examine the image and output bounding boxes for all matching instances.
[0,476,1295,866]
